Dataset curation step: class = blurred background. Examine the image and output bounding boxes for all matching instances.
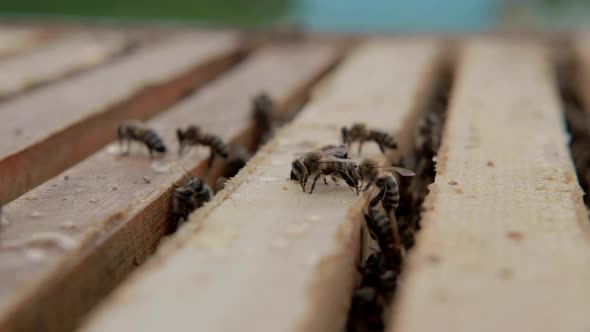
[0,0,588,32]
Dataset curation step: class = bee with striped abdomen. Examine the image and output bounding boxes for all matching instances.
[341,123,398,155]
[117,121,167,158]
[290,145,358,194]
[364,208,403,274]
[357,158,414,215]
[176,125,229,168]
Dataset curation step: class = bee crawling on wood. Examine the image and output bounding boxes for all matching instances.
[176,125,229,168]
[341,123,398,155]
[170,174,212,232]
[117,121,167,158]
[290,145,359,194]
[356,158,415,215]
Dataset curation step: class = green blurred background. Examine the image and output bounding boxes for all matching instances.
[0,0,587,31]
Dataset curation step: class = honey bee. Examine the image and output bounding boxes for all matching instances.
[345,286,386,332]
[117,121,167,158]
[222,143,251,178]
[290,145,358,194]
[341,123,398,155]
[415,112,443,158]
[170,175,212,232]
[364,208,403,274]
[359,251,398,302]
[176,125,229,168]
[356,158,414,215]
[252,92,275,147]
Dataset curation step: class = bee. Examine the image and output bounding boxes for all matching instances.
[252,92,275,147]
[215,177,228,194]
[359,251,398,302]
[117,121,167,158]
[290,145,358,194]
[415,112,443,158]
[170,175,212,232]
[345,286,385,332]
[364,208,403,274]
[341,123,397,155]
[176,125,229,168]
[356,158,415,215]
[222,143,251,178]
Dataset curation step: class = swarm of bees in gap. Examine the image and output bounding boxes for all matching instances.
[290,145,359,194]
[117,121,167,158]
[341,123,398,155]
[346,208,404,332]
[176,125,229,168]
[169,173,212,233]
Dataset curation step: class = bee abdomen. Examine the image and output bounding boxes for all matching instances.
[382,177,400,212]
[144,130,166,152]
[370,130,397,149]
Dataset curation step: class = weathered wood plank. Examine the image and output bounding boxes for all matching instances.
[81,39,442,332]
[0,42,340,332]
[0,27,49,58]
[0,32,129,100]
[390,39,590,332]
[0,31,242,204]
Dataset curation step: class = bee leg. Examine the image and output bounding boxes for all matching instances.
[358,139,364,155]
[309,173,322,194]
[377,143,386,154]
[147,147,154,159]
[331,175,339,184]
[323,177,328,185]
[363,181,374,192]
[369,188,386,210]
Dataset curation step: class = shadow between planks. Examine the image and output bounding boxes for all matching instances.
[0,41,341,332]
[0,31,243,205]
[80,38,446,332]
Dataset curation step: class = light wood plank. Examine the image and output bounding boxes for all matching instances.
[0,32,129,99]
[0,42,340,332]
[390,39,590,332]
[81,39,442,332]
[0,31,241,205]
[0,27,48,58]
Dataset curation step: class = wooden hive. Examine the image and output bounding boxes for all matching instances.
[0,24,589,332]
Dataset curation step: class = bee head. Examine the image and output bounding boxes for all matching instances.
[291,159,307,189]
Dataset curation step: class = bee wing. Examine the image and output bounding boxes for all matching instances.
[388,166,415,177]
[321,145,349,157]
[369,165,415,176]
[317,156,357,164]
